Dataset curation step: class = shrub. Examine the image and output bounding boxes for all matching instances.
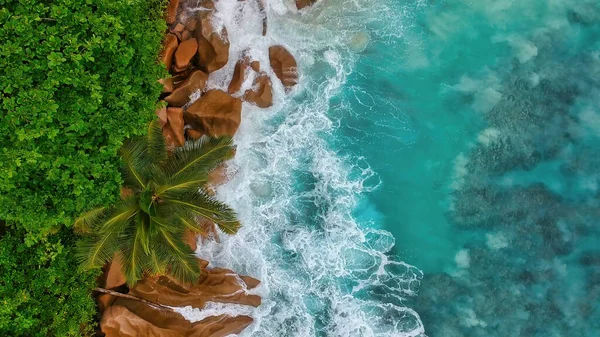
[0,228,100,336]
[0,0,167,241]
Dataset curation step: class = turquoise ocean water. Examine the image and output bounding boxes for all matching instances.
[188,0,600,336]
[332,0,600,335]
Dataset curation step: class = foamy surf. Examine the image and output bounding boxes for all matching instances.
[182,1,425,335]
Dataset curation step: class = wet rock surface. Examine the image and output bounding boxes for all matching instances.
[101,303,253,337]
[160,34,179,70]
[166,107,186,147]
[165,70,208,107]
[269,45,298,91]
[184,90,242,137]
[167,0,180,24]
[244,73,273,108]
[156,0,295,146]
[228,57,251,95]
[174,38,198,72]
[296,0,319,10]
[98,256,260,336]
[129,267,261,309]
[193,7,230,74]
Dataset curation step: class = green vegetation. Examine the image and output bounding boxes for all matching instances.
[0,228,100,337]
[0,0,167,241]
[76,122,239,285]
[0,0,169,335]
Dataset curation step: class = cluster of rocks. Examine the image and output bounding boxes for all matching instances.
[98,253,261,337]
[157,0,301,147]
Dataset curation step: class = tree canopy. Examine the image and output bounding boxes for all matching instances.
[0,0,167,241]
[76,123,239,285]
[0,228,100,337]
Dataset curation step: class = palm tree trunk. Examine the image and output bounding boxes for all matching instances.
[94,287,175,312]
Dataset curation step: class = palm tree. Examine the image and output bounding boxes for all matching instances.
[75,121,239,285]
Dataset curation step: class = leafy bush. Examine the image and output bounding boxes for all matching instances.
[0,228,100,337]
[0,0,167,241]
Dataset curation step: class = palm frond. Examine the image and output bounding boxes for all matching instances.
[98,197,139,234]
[147,250,167,276]
[76,197,138,270]
[146,120,168,164]
[163,191,240,234]
[162,137,235,180]
[138,212,152,255]
[150,216,181,235]
[120,137,152,189]
[73,206,106,233]
[76,227,125,270]
[162,204,207,235]
[156,227,200,283]
[120,222,149,285]
[155,172,209,199]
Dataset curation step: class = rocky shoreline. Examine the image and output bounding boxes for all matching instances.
[157,0,300,147]
[98,0,318,336]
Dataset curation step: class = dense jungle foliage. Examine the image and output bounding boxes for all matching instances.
[0,0,167,240]
[0,0,167,335]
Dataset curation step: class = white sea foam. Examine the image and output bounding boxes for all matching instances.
[173,301,256,322]
[180,0,425,336]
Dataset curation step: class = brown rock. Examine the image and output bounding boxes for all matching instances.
[240,275,261,289]
[105,253,127,289]
[160,34,179,70]
[244,73,273,108]
[167,0,180,24]
[160,78,175,94]
[184,90,242,137]
[172,23,185,34]
[269,45,298,91]
[171,67,194,79]
[183,229,198,252]
[97,253,127,313]
[165,70,208,107]
[296,0,319,9]
[228,58,250,94]
[194,11,230,73]
[250,60,260,72]
[174,38,199,72]
[129,266,261,309]
[181,30,192,42]
[208,164,229,189]
[186,128,204,140]
[155,105,168,127]
[115,299,190,330]
[101,305,180,337]
[163,125,179,148]
[97,293,116,314]
[167,107,185,147]
[101,303,254,337]
[195,218,220,241]
[199,259,210,270]
[184,16,198,32]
